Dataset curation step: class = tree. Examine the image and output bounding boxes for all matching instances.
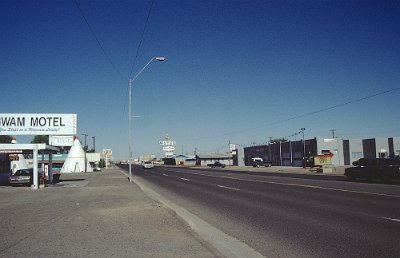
[31,135,49,144]
[99,159,106,168]
[0,135,12,143]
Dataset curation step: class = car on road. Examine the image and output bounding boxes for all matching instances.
[344,158,400,182]
[251,158,272,167]
[207,161,226,168]
[142,161,154,169]
[9,168,44,186]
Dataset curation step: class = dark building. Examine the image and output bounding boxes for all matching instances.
[244,139,318,167]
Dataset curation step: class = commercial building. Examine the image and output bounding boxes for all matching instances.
[244,137,400,167]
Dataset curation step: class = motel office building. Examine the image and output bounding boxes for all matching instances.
[244,137,400,167]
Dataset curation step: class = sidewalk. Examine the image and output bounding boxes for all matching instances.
[0,168,219,258]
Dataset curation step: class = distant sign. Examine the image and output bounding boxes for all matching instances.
[159,140,176,146]
[49,135,74,146]
[0,113,77,135]
[314,154,333,166]
[163,146,175,151]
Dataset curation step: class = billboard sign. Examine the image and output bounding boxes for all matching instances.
[0,113,77,135]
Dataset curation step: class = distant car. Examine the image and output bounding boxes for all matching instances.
[93,167,101,172]
[142,161,154,169]
[251,158,272,167]
[344,158,400,182]
[207,162,226,168]
[9,168,44,186]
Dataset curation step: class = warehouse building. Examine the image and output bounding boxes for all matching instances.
[244,137,400,167]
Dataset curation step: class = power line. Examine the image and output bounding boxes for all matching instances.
[73,0,126,81]
[129,0,155,78]
[239,87,400,133]
[183,87,400,142]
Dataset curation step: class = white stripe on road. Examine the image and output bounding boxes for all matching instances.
[185,172,400,198]
[162,174,169,177]
[382,217,400,223]
[180,177,190,181]
[217,185,240,191]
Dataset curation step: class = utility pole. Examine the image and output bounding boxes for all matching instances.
[330,129,336,138]
[268,137,272,163]
[300,128,306,169]
[92,136,95,152]
[81,134,88,150]
[81,133,88,172]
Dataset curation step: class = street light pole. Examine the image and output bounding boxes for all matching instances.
[301,128,306,169]
[92,136,95,152]
[128,56,166,183]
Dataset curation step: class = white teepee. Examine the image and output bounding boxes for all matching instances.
[61,138,93,173]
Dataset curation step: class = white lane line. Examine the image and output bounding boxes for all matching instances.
[162,174,169,177]
[382,217,400,223]
[217,185,240,191]
[185,171,400,198]
[180,177,190,181]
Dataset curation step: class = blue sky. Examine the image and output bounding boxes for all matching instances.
[1,0,399,160]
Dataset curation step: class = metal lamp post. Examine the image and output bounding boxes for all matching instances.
[129,57,166,182]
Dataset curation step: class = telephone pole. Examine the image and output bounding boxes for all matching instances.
[330,129,336,138]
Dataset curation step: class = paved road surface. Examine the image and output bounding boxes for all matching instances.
[121,164,400,258]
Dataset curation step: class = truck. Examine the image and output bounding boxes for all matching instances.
[207,161,226,168]
[251,157,272,167]
[344,158,400,182]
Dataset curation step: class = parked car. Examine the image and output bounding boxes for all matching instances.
[9,168,44,186]
[142,161,154,169]
[344,158,400,182]
[251,158,272,167]
[207,161,226,168]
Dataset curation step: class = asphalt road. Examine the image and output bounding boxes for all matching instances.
[120,164,400,258]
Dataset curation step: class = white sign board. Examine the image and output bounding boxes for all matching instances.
[0,113,77,135]
[49,135,74,146]
[159,140,176,146]
[165,151,174,157]
[163,146,176,151]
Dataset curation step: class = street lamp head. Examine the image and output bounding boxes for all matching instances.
[155,57,166,61]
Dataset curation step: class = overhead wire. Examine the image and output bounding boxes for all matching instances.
[73,0,127,81]
[128,0,155,78]
[183,87,400,143]
[118,0,155,136]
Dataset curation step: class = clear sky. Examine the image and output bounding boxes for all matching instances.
[1,0,400,160]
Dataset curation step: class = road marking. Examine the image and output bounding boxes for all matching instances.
[182,171,400,198]
[180,177,190,181]
[162,174,169,177]
[217,185,240,191]
[382,217,400,223]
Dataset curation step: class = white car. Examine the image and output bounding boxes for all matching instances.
[142,161,154,169]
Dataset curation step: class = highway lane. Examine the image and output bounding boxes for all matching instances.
[120,165,400,258]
